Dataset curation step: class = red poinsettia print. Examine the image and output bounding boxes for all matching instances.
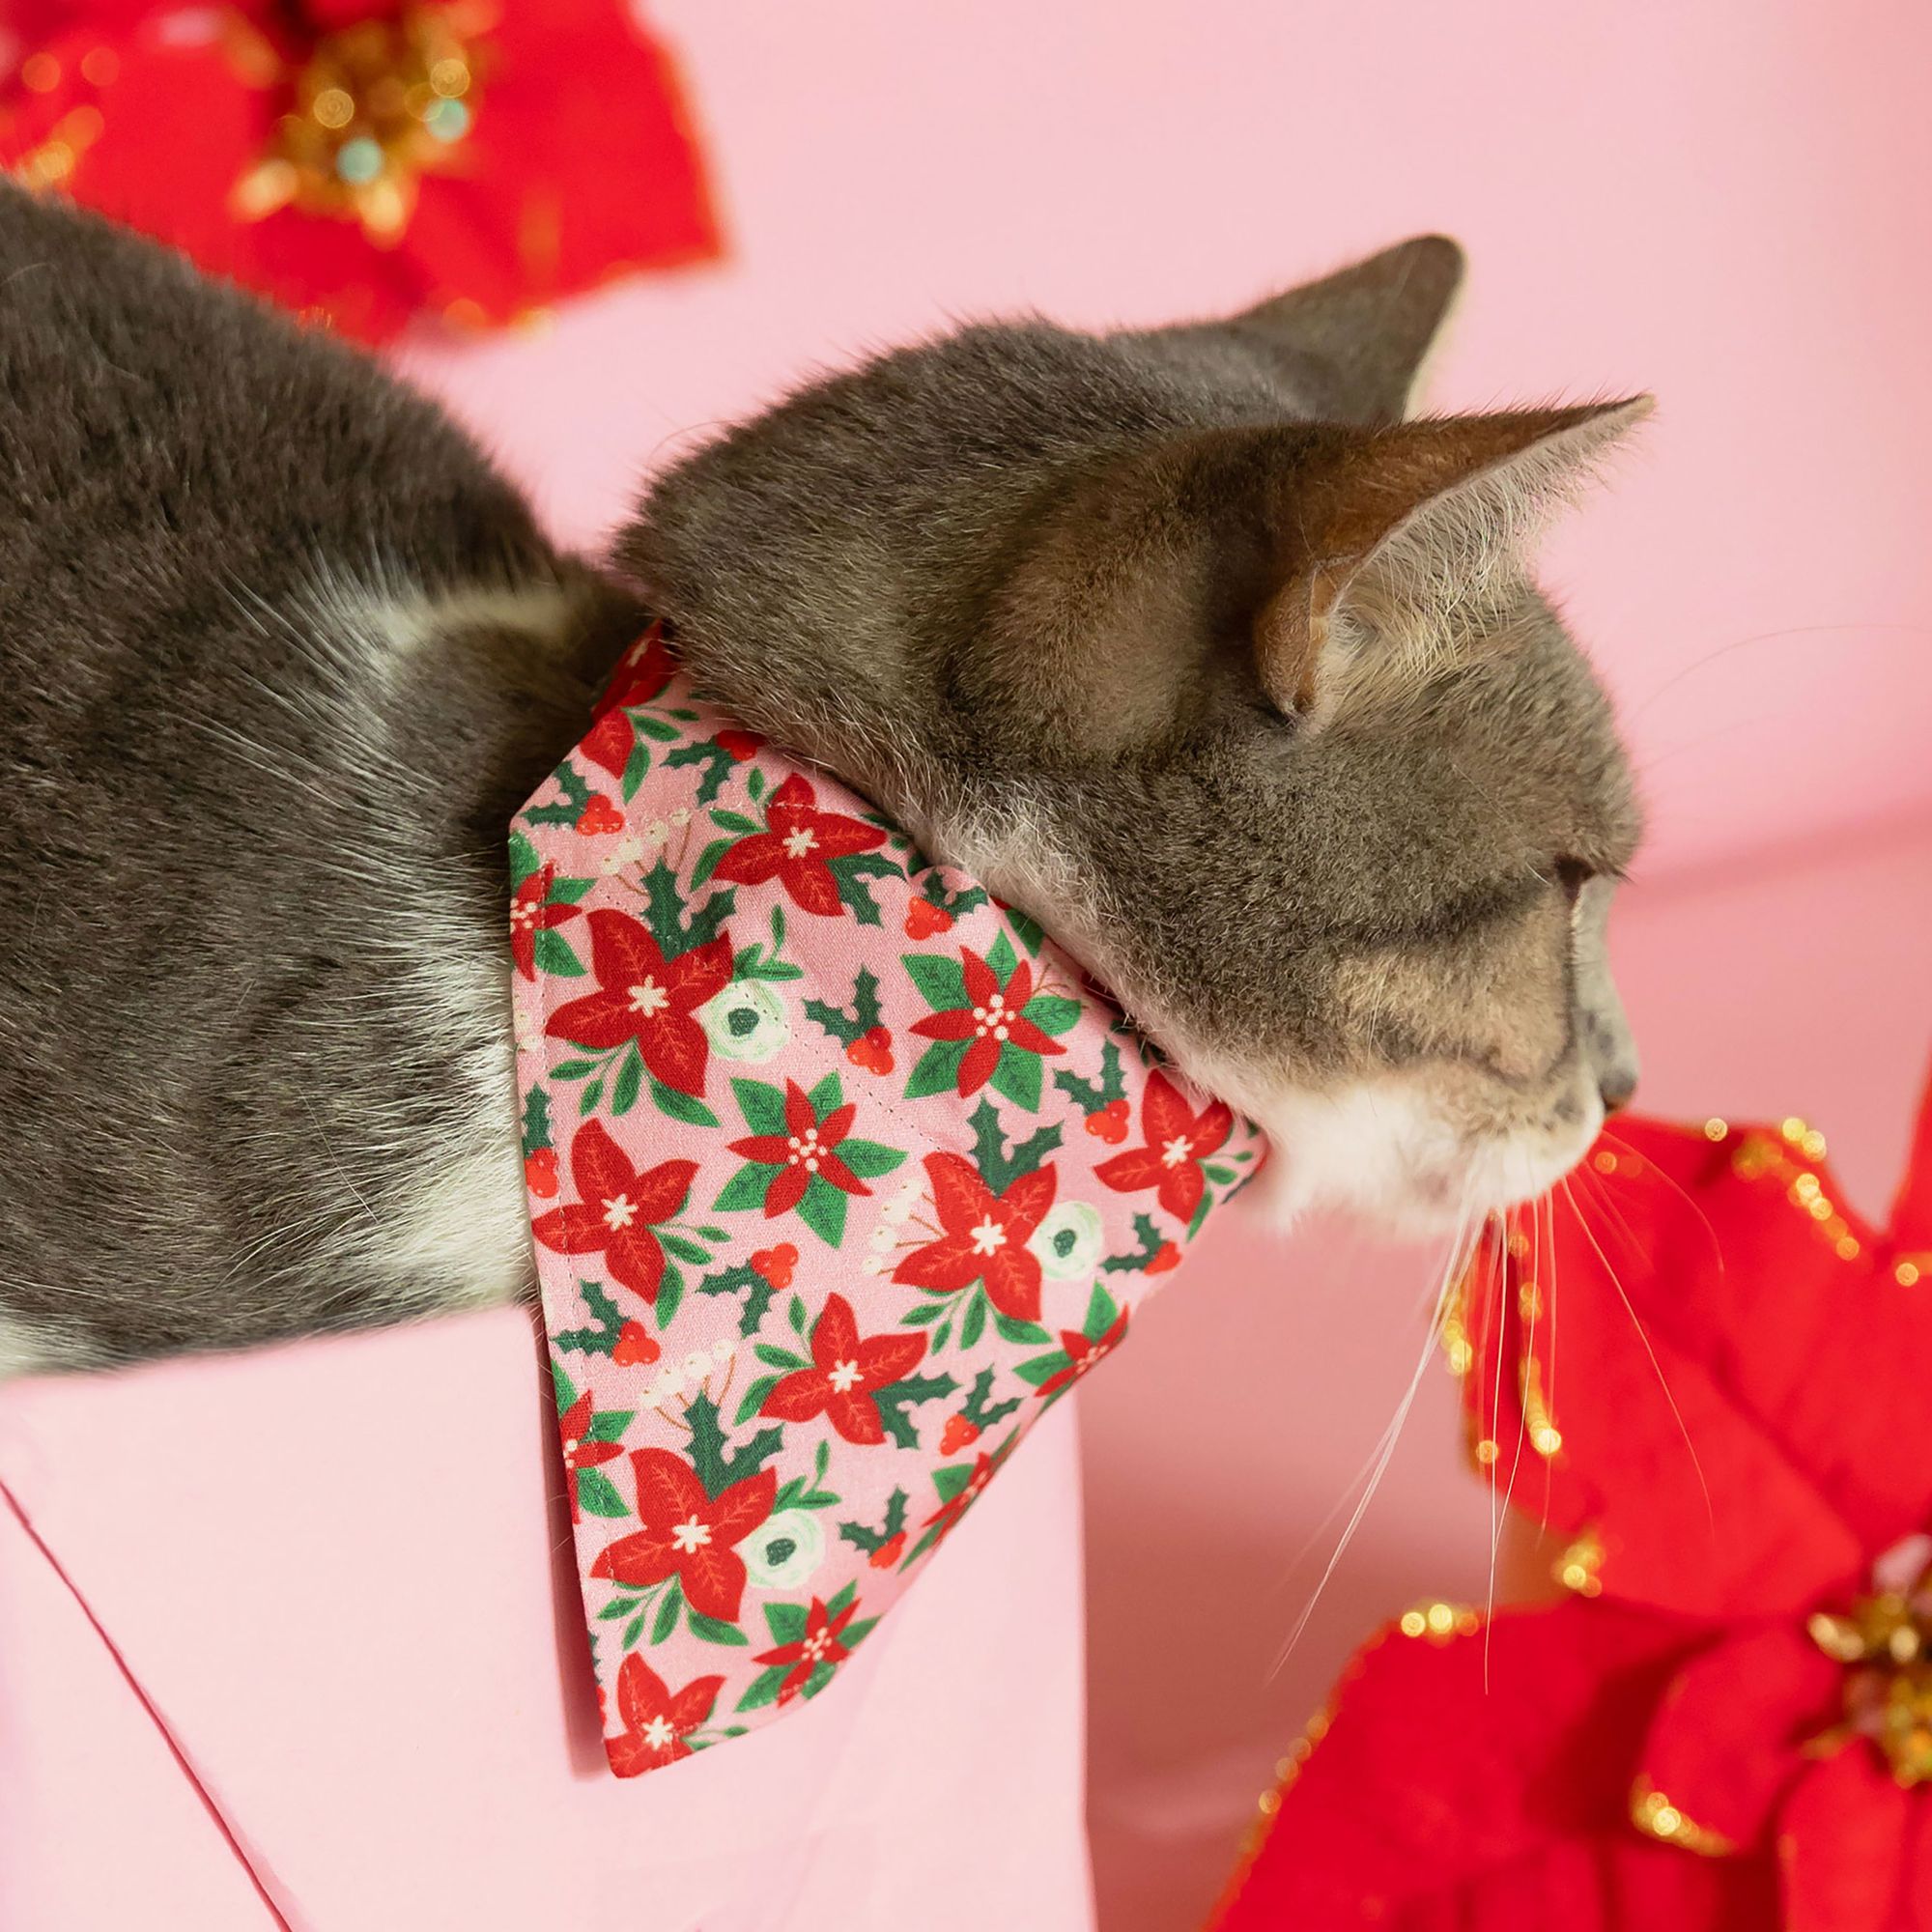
[509,863,581,980]
[582,624,679,781]
[512,645,1270,1779]
[753,1594,862,1704]
[711,773,886,918]
[1095,1070,1234,1222]
[907,945,1068,1097]
[760,1293,927,1445]
[727,1080,870,1218]
[922,1450,999,1548]
[556,1386,623,1522]
[1033,1307,1131,1401]
[605,1653,724,1776]
[591,1447,778,1623]
[893,1151,1058,1322]
[0,0,722,344]
[529,1120,696,1303]
[546,909,731,1094]
[1225,1073,1932,1931]
[597,622,677,715]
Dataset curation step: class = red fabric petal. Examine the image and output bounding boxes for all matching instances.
[956,1034,1001,1095]
[981,1245,1043,1323]
[1778,1750,1912,1932]
[1095,1148,1165,1195]
[925,1152,993,1233]
[811,1293,861,1369]
[1156,1160,1206,1223]
[635,1010,710,1096]
[1640,1623,1839,1850]
[759,1369,831,1425]
[823,1392,887,1446]
[664,934,734,1013]
[855,1330,927,1390]
[629,1158,698,1227]
[712,834,784,887]
[1141,1071,1194,1147]
[760,1162,809,1218]
[1219,1600,1722,1926]
[569,1119,635,1204]
[603,1225,666,1303]
[959,949,999,1009]
[777,861,843,919]
[1001,1165,1059,1240]
[909,1009,979,1042]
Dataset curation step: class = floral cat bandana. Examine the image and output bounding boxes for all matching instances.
[511,624,1267,1776]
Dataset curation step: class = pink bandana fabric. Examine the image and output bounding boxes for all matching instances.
[511,625,1266,1776]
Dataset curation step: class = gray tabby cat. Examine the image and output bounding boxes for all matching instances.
[0,187,1642,1377]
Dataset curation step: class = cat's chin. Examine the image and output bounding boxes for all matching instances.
[1236,1078,1605,1241]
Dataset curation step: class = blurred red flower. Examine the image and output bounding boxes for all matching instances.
[0,0,720,341]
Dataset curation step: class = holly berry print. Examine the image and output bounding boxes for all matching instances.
[513,641,1266,1775]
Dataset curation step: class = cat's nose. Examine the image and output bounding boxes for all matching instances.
[1598,1066,1637,1115]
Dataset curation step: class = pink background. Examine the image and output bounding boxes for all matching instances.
[395,2,1932,1921]
[7,3,1930,1928]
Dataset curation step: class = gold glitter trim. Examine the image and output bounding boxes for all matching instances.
[1397,1600,1482,1643]
[1553,1526,1605,1598]
[1728,1121,1862,1260]
[1631,1776,1735,1857]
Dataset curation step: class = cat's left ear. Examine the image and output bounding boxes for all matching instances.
[1169,235,1466,425]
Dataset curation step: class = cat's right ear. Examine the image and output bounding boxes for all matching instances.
[1248,399,1653,721]
[1176,236,1466,425]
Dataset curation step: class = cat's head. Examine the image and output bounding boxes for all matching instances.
[620,238,1646,1236]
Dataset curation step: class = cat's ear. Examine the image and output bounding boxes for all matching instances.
[1252,398,1653,719]
[1211,236,1466,424]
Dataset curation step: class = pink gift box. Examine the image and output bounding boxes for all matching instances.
[0,1309,1094,1930]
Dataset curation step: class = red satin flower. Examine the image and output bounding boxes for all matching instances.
[908,945,1066,1097]
[604,1652,723,1776]
[545,909,731,1095]
[529,1119,696,1304]
[893,1151,1058,1322]
[752,1594,861,1705]
[711,773,886,919]
[0,0,721,343]
[590,1447,776,1623]
[1218,1070,1932,1932]
[1095,1070,1233,1222]
[726,1079,870,1218]
[759,1292,926,1446]
[508,862,580,980]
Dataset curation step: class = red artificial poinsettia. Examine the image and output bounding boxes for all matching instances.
[590,1446,776,1623]
[752,1593,863,1705]
[1217,1068,1932,1931]
[711,773,887,918]
[907,945,1067,1097]
[759,1292,927,1445]
[1096,1069,1234,1223]
[604,1652,723,1776]
[726,1079,872,1218]
[893,1150,1058,1322]
[546,909,732,1094]
[529,1119,696,1303]
[0,0,721,342]
[508,862,581,980]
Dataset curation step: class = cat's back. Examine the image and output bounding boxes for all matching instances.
[0,189,605,1370]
